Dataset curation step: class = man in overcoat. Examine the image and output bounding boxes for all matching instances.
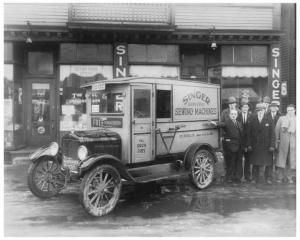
[237,98,252,182]
[266,101,281,181]
[275,104,296,183]
[247,103,275,184]
[214,109,244,183]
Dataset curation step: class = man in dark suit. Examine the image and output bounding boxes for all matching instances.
[214,109,244,183]
[247,103,275,184]
[237,98,252,182]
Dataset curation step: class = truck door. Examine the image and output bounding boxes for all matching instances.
[131,85,154,163]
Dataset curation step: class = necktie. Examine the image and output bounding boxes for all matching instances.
[243,114,246,124]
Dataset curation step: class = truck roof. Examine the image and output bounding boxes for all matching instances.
[81,77,220,89]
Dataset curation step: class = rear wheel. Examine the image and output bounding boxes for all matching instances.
[79,164,122,217]
[27,157,65,198]
[189,149,215,189]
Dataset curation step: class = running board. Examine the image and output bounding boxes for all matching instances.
[128,161,188,183]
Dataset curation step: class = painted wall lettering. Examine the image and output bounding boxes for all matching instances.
[173,86,218,121]
[114,43,128,78]
[269,46,281,105]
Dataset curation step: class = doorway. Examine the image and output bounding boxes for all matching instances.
[26,78,56,146]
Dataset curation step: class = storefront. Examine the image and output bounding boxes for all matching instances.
[5,3,291,150]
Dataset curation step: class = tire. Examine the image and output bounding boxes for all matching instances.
[189,149,215,189]
[79,164,122,217]
[27,157,65,198]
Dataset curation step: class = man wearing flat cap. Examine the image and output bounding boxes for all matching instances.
[246,103,275,184]
[220,96,240,123]
[237,98,253,182]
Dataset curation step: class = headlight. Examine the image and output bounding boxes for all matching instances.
[77,145,88,161]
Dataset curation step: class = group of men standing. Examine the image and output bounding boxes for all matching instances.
[212,96,295,184]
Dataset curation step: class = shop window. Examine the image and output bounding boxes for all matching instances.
[180,46,206,80]
[31,83,51,136]
[156,89,171,119]
[252,46,268,64]
[28,52,53,75]
[128,44,179,64]
[221,45,268,65]
[221,76,268,112]
[221,46,234,64]
[4,64,14,148]
[60,44,113,63]
[234,46,251,63]
[59,65,112,132]
[129,65,178,79]
[91,90,124,114]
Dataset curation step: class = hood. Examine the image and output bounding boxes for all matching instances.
[62,129,121,142]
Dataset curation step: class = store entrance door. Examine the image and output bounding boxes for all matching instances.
[26,78,56,146]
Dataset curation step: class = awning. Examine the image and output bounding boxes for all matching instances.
[222,66,268,78]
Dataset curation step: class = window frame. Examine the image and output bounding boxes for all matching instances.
[156,84,172,123]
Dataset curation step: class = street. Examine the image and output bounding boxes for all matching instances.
[4,162,296,237]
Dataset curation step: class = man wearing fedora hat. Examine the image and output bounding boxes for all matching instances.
[247,103,275,184]
[267,101,281,126]
[263,96,271,112]
[237,98,253,182]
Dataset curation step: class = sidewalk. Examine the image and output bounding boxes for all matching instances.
[4,147,39,165]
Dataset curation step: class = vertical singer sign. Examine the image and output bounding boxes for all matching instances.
[114,43,128,78]
[269,44,281,106]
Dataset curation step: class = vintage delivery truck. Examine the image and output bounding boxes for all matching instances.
[27,77,222,217]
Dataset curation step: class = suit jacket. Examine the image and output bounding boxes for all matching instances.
[266,111,281,128]
[247,114,275,166]
[220,108,241,137]
[237,111,252,143]
[219,118,243,153]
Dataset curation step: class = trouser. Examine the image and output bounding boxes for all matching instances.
[252,165,273,182]
[243,151,251,181]
[225,150,243,181]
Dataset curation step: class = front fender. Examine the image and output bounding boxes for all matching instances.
[29,142,61,164]
[79,154,134,181]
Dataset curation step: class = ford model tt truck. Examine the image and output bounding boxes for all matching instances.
[27,77,222,217]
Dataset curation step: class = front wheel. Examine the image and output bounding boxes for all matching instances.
[189,149,215,189]
[27,157,65,198]
[79,164,122,217]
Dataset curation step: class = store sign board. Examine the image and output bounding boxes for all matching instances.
[114,44,128,78]
[91,117,123,128]
[173,86,218,121]
[269,45,281,105]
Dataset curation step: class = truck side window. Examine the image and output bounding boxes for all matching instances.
[156,90,171,119]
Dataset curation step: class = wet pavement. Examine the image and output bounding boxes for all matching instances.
[4,162,296,237]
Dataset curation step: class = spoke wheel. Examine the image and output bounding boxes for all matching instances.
[80,165,121,217]
[190,149,215,189]
[27,157,65,198]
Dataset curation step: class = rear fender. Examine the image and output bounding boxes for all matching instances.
[79,154,134,181]
[184,143,217,170]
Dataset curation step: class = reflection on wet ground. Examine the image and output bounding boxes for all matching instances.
[4,163,296,236]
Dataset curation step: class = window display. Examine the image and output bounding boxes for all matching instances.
[59,65,113,131]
